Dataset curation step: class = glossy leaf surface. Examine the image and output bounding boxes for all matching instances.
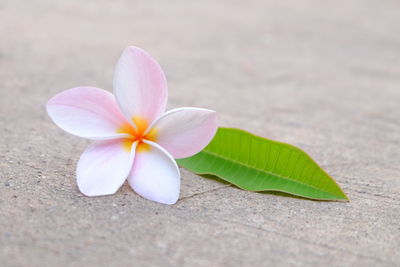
[177,128,348,201]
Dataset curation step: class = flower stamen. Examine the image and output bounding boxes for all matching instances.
[118,117,158,152]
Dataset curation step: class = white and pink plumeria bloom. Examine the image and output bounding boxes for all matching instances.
[46,46,217,204]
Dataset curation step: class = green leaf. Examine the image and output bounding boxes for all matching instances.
[177,128,348,201]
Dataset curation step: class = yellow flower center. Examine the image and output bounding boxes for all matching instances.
[117,117,158,152]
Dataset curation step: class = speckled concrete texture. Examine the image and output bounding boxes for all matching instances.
[0,0,399,266]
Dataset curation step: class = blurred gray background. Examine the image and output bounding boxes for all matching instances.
[0,0,399,266]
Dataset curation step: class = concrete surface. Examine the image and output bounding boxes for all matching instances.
[1,0,399,266]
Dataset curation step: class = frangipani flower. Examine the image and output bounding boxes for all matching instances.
[46,46,217,204]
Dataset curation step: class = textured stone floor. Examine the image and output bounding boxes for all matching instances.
[0,0,399,266]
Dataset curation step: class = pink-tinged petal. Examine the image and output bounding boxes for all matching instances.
[128,141,180,204]
[113,46,168,127]
[148,107,218,158]
[46,87,129,140]
[77,139,137,196]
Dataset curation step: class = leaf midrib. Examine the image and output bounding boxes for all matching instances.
[198,148,341,198]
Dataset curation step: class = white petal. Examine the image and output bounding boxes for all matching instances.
[148,107,218,158]
[46,87,129,140]
[128,141,180,204]
[77,139,137,196]
[113,46,168,127]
